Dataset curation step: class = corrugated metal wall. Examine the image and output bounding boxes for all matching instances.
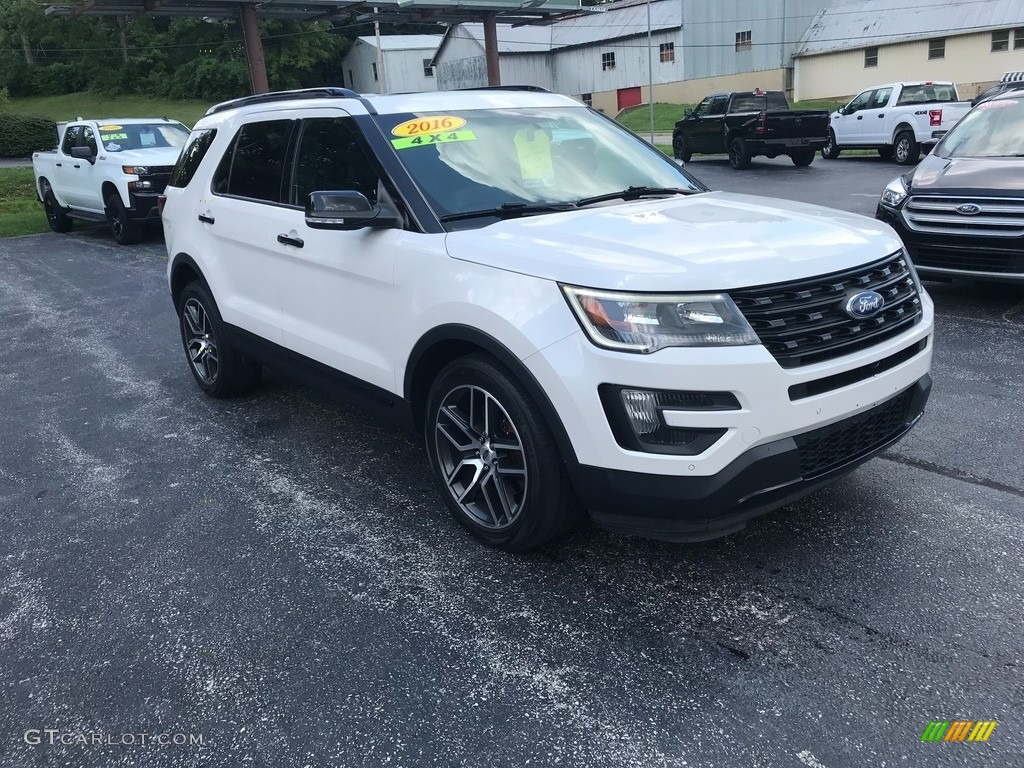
[795,31,1024,100]
[342,41,440,94]
[553,30,682,95]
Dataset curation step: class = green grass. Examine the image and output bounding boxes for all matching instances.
[0,167,47,237]
[4,93,211,128]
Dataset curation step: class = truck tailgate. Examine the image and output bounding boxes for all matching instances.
[762,110,830,141]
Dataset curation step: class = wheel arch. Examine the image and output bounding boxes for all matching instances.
[892,122,915,144]
[169,252,209,309]
[404,324,579,465]
[101,180,124,208]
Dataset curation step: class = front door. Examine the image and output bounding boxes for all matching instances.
[833,89,873,146]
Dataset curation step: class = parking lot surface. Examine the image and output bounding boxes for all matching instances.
[1,159,1022,767]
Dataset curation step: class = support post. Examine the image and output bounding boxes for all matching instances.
[483,12,500,86]
[239,3,269,94]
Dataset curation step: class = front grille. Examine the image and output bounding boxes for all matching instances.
[730,252,923,368]
[903,196,1024,237]
[794,389,914,478]
[909,243,1024,274]
[140,166,174,194]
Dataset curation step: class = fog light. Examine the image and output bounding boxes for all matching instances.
[621,389,659,434]
[601,386,738,455]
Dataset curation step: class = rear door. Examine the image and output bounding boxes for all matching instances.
[860,86,894,143]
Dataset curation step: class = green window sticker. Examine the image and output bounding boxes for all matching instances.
[100,132,128,141]
[391,130,476,150]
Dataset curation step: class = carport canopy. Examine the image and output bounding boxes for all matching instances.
[43,0,582,94]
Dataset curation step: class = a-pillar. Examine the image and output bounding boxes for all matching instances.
[239,3,269,94]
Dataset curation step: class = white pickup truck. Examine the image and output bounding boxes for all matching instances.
[821,81,972,165]
[32,118,189,244]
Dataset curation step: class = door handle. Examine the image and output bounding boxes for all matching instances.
[856,116,863,120]
[55,162,62,167]
[73,164,81,168]
[277,234,304,248]
[878,113,885,118]
[197,214,215,225]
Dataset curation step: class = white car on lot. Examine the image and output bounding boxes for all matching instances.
[161,87,934,551]
[32,118,189,243]
[823,81,971,164]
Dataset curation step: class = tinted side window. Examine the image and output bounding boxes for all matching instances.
[62,125,82,155]
[82,126,97,154]
[709,97,728,115]
[290,118,379,207]
[211,134,238,195]
[222,120,293,202]
[169,129,218,188]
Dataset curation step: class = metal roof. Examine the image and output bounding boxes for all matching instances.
[796,0,1024,57]
[355,35,443,51]
[435,0,680,57]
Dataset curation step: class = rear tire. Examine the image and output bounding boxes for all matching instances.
[728,137,751,170]
[105,192,141,245]
[43,188,73,233]
[821,129,840,159]
[672,135,692,163]
[893,131,920,165]
[177,282,261,398]
[790,148,815,167]
[424,354,582,551]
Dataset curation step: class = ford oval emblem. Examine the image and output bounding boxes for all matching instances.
[955,203,982,215]
[846,291,885,319]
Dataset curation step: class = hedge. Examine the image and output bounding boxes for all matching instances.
[0,114,59,158]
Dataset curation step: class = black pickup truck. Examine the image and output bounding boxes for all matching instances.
[672,90,830,169]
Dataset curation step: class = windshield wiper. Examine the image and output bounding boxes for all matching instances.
[439,202,577,223]
[576,186,698,207]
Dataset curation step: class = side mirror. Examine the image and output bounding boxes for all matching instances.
[683,108,694,118]
[71,145,96,163]
[305,190,401,231]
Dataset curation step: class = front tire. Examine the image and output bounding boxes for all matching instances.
[43,189,73,233]
[425,354,582,551]
[893,131,920,165]
[821,129,840,159]
[728,137,751,170]
[105,192,141,245]
[790,148,815,167]
[673,135,692,163]
[177,282,261,398]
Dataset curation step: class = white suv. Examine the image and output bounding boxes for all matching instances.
[162,87,934,551]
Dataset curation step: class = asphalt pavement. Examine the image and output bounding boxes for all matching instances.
[1,158,1022,768]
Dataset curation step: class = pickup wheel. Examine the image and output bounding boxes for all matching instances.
[43,190,73,233]
[105,193,141,246]
[728,137,751,170]
[672,135,692,163]
[177,282,262,398]
[425,354,583,552]
[821,130,840,159]
[790,148,815,167]
[893,131,920,165]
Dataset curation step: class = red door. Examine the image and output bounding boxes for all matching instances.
[617,86,642,111]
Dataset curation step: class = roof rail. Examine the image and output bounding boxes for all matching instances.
[456,85,552,93]
[205,87,365,117]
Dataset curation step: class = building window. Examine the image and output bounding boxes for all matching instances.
[864,47,878,67]
[1014,27,1024,49]
[601,51,615,71]
[581,93,592,106]
[992,29,1009,52]
[371,62,378,81]
[659,42,675,63]
[928,38,945,59]
[735,30,752,52]
[423,58,434,77]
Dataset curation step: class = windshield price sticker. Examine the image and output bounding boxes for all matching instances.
[391,131,477,150]
[100,132,128,141]
[98,124,122,131]
[391,116,467,137]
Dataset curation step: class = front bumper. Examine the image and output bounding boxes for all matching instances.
[572,376,930,541]
[128,191,164,222]
[877,205,1024,283]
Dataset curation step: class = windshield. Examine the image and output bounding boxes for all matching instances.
[97,122,189,153]
[374,107,704,221]
[933,97,1024,158]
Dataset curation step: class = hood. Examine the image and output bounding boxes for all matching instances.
[908,153,1024,197]
[444,192,905,291]
[98,147,182,167]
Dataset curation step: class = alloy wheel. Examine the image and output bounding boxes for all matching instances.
[433,384,527,530]
[182,298,219,385]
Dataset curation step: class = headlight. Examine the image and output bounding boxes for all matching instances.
[122,165,149,176]
[562,286,759,353]
[880,176,908,208]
